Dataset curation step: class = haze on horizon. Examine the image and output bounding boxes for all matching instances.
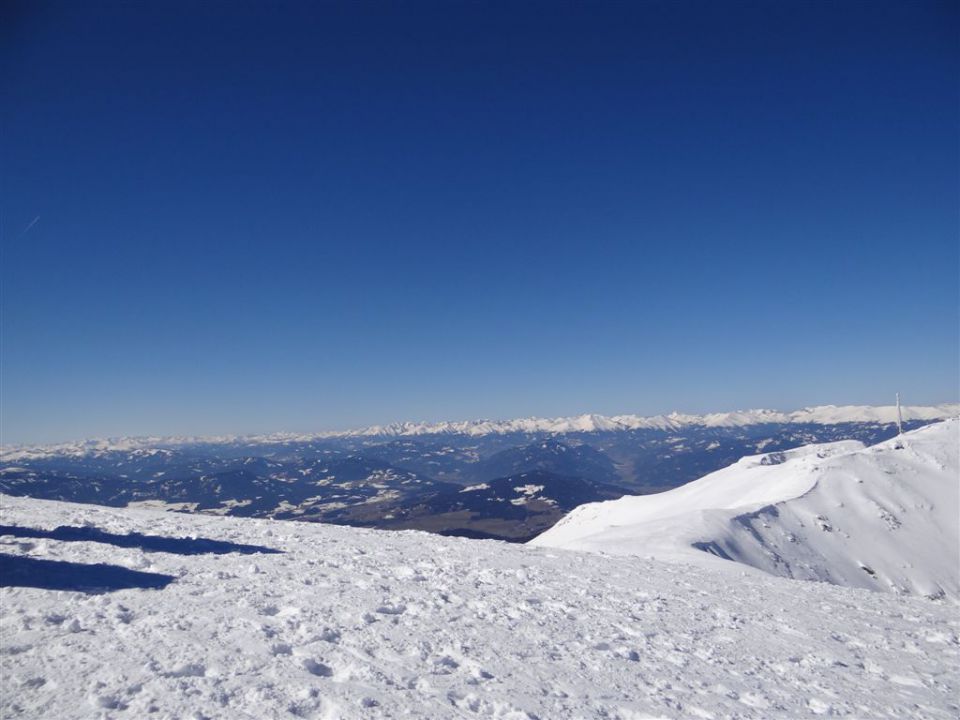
[2,0,957,445]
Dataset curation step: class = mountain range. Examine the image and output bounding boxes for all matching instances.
[1,403,955,541]
[4,403,956,460]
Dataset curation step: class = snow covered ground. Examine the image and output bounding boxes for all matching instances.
[1,492,958,719]
[534,420,959,601]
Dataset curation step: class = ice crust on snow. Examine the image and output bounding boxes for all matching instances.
[1,492,958,719]
[3,402,957,462]
[533,419,960,600]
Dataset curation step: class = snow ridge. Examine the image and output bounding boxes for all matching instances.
[533,419,960,600]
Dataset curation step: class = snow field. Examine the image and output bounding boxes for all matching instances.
[1,494,958,719]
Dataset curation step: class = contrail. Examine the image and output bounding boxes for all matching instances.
[20,216,40,236]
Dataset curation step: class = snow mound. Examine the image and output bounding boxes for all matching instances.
[533,419,960,600]
[1,494,958,718]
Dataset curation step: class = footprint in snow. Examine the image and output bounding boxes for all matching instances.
[432,655,459,674]
[90,694,127,711]
[259,604,299,618]
[315,628,341,644]
[1,644,32,656]
[163,662,206,678]
[302,658,333,677]
[465,667,495,685]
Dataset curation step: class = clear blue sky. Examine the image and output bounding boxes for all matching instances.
[2,0,957,444]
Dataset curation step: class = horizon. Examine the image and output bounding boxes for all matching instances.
[3,0,958,445]
[4,399,958,449]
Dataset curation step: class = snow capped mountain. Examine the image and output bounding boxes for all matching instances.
[533,419,959,600]
[338,403,958,436]
[3,403,957,462]
[2,493,957,719]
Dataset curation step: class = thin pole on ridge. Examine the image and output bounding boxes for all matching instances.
[896,393,903,436]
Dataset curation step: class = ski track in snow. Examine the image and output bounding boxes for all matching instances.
[1,494,958,719]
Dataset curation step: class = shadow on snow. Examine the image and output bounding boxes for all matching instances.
[0,525,282,556]
[0,554,176,593]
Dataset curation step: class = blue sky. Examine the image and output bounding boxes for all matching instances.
[2,1,957,444]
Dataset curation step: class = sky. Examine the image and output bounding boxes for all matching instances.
[2,0,958,444]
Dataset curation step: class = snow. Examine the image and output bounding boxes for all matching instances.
[3,403,957,461]
[1,491,958,719]
[512,484,545,496]
[124,500,200,513]
[533,419,960,600]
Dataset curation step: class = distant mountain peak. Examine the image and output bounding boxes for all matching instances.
[3,403,957,462]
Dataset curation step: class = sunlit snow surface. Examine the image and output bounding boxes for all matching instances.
[534,420,960,600]
[1,492,958,718]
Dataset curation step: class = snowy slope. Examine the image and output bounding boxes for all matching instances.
[1,495,958,719]
[533,419,960,600]
[3,402,957,461]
